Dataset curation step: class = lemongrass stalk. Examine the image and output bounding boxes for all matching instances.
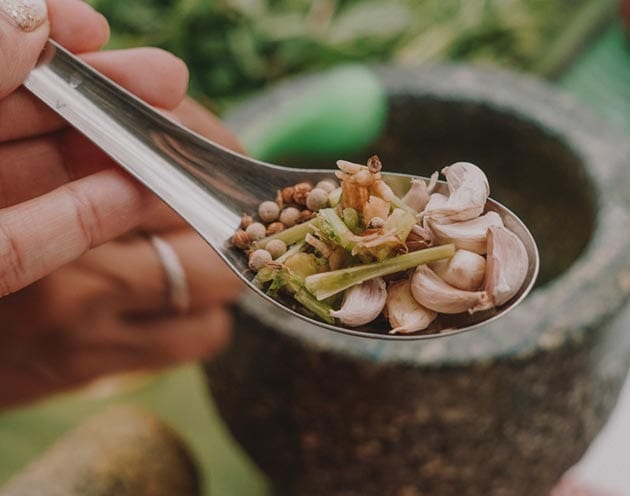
[254,218,317,249]
[342,208,362,234]
[390,194,418,215]
[283,273,335,324]
[328,187,342,207]
[305,244,455,300]
[318,208,357,250]
[253,241,306,286]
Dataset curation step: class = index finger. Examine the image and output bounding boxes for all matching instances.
[47,0,110,53]
[0,169,148,297]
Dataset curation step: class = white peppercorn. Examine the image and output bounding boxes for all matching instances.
[315,179,338,194]
[245,222,266,241]
[306,187,329,211]
[266,239,288,259]
[258,201,280,223]
[248,249,272,272]
[279,207,301,227]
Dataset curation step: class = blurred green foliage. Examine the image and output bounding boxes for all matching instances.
[89,0,588,110]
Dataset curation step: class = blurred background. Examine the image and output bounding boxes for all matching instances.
[87,0,627,118]
[1,1,629,495]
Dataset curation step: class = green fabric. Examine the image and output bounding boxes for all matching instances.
[240,65,387,161]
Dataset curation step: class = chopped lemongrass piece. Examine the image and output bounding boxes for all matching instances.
[254,218,317,249]
[318,208,358,251]
[253,241,306,286]
[328,187,342,207]
[277,240,305,264]
[390,193,418,215]
[285,252,320,279]
[342,208,362,234]
[271,268,334,324]
[305,244,455,300]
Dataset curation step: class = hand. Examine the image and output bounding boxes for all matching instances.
[0,0,244,408]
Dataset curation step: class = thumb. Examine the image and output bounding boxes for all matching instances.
[0,0,49,98]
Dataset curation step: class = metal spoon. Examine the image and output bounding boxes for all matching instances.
[24,40,539,340]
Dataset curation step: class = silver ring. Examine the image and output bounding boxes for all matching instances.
[148,234,190,314]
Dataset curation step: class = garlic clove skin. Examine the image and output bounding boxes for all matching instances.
[402,179,430,212]
[330,277,387,327]
[428,211,503,254]
[426,162,490,223]
[406,224,433,252]
[410,265,492,314]
[485,225,528,306]
[386,280,437,334]
[430,249,486,291]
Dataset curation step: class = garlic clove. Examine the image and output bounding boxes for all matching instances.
[426,162,490,223]
[402,179,430,212]
[430,249,486,291]
[428,211,503,254]
[330,277,387,327]
[386,280,437,334]
[410,265,492,314]
[485,225,528,306]
[422,193,450,221]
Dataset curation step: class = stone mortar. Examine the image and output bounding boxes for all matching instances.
[206,65,630,495]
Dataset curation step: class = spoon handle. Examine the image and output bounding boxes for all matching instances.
[24,39,238,245]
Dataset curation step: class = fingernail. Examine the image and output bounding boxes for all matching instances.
[0,0,48,32]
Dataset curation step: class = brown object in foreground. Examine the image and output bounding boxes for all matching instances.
[0,406,200,496]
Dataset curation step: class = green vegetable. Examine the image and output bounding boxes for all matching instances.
[265,265,334,324]
[254,218,317,249]
[305,244,455,300]
[253,240,306,287]
[390,194,418,215]
[328,188,342,208]
[284,274,335,324]
[342,208,362,234]
[285,253,320,279]
[365,208,416,261]
[318,208,357,251]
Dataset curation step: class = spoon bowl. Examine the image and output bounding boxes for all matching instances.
[24,40,539,340]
